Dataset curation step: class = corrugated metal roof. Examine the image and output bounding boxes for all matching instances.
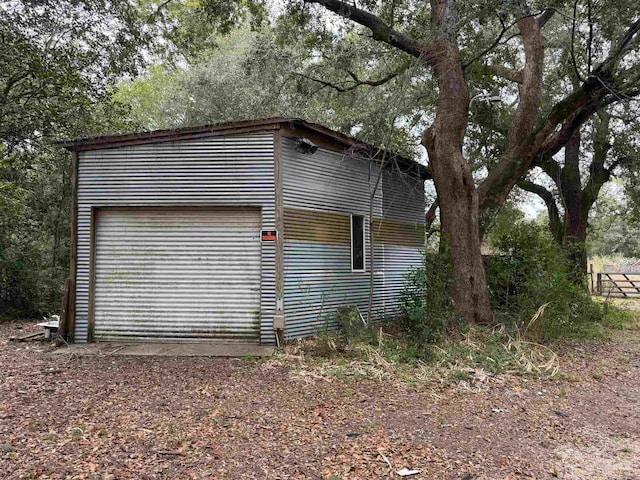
[58,117,430,179]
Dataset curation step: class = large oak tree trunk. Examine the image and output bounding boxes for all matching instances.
[303,0,636,323]
[422,39,493,325]
[561,131,588,284]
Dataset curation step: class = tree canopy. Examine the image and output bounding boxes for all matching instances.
[2,0,640,321]
[0,0,148,317]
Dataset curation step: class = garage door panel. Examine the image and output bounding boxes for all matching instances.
[93,207,261,341]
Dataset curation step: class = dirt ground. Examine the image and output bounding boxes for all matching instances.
[1,310,639,480]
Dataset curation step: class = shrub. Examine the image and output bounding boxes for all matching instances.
[397,253,460,344]
[396,214,610,344]
[485,217,605,342]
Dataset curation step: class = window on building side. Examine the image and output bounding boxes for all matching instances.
[351,214,365,272]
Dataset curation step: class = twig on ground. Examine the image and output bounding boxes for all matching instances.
[157,450,186,456]
[379,451,392,469]
[102,346,125,357]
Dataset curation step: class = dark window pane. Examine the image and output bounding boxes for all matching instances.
[352,215,364,271]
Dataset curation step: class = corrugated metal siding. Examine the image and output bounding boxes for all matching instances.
[93,208,261,341]
[282,137,383,215]
[372,218,425,247]
[281,138,425,338]
[281,137,386,338]
[382,168,426,223]
[75,134,276,344]
[380,167,426,315]
[284,241,385,338]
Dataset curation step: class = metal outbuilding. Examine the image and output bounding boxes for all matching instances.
[60,118,428,345]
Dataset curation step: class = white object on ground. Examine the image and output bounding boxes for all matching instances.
[36,319,60,340]
[396,468,420,476]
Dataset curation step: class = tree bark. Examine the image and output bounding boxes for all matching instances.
[300,0,639,324]
[560,131,589,284]
[477,13,544,221]
[517,179,563,245]
[422,36,493,324]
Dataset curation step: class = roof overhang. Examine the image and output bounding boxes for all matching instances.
[58,117,430,180]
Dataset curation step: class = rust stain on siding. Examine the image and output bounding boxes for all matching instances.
[284,208,351,244]
[284,208,424,247]
[373,218,425,247]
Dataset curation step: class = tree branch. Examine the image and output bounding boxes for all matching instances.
[425,199,439,227]
[581,110,612,217]
[488,65,523,83]
[346,69,400,87]
[478,9,544,211]
[464,9,555,69]
[463,15,514,69]
[482,15,640,216]
[570,0,585,84]
[303,0,437,65]
[294,72,352,92]
[295,66,402,92]
[534,152,562,182]
[593,18,640,75]
[518,179,563,244]
[538,8,556,27]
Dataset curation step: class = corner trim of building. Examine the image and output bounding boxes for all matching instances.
[87,206,98,342]
[68,151,78,342]
[274,129,285,345]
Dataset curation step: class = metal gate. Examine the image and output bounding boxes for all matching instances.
[93,207,261,341]
[597,272,640,297]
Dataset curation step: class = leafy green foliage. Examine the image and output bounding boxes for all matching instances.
[395,206,611,344]
[486,209,606,342]
[588,190,640,258]
[1,0,147,153]
[397,254,459,344]
[1,1,150,318]
[114,23,429,157]
[0,149,71,318]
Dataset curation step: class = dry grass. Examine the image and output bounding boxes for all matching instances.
[270,307,564,390]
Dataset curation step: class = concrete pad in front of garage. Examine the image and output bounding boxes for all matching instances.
[52,342,275,357]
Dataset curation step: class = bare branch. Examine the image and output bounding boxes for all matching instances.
[293,72,352,92]
[346,69,401,87]
[295,66,402,93]
[570,0,585,83]
[488,65,523,83]
[463,8,558,73]
[303,0,437,65]
[462,16,515,69]
[518,179,563,244]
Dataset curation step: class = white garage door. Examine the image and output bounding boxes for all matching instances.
[93,207,261,341]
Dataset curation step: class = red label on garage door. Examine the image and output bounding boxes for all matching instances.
[261,230,277,241]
